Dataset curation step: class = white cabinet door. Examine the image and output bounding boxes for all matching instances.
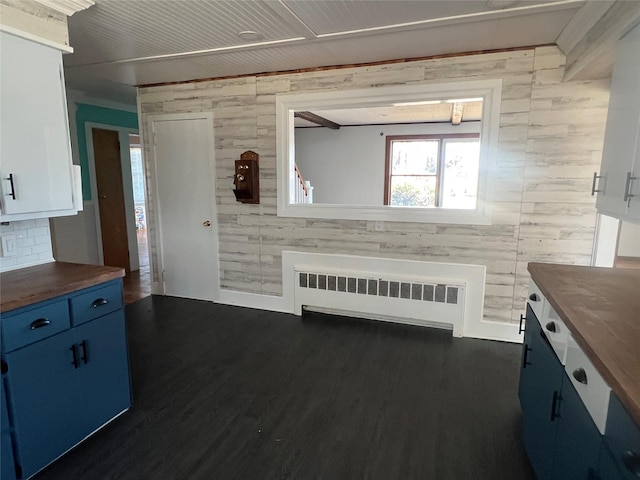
[0,32,74,218]
[596,24,640,222]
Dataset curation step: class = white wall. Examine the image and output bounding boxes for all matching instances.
[50,92,139,269]
[139,46,610,325]
[295,122,480,204]
[618,221,640,257]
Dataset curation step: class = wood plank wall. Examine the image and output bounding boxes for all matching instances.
[138,46,610,324]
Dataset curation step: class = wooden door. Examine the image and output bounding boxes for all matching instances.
[93,128,130,272]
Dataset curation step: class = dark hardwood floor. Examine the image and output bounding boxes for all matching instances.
[123,229,151,305]
[35,296,534,480]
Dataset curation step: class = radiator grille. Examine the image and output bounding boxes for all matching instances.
[298,272,459,305]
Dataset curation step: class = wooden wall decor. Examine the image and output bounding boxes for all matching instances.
[233,150,259,204]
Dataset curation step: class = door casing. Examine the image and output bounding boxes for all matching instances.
[85,123,140,271]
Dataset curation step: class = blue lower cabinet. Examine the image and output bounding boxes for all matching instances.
[1,379,17,480]
[75,311,131,433]
[1,279,131,478]
[2,431,16,480]
[552,379,601,480]
[598,443,625,479]
[603,394,640,480]
[519,306,564,480]
[6,331,85,479]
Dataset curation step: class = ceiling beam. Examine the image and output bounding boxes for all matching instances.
[560,0,640,81]
[451,102,464,125]
[294,111,341,130]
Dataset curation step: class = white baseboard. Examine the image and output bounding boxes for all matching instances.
[216,289,293,314]
[465,320,523,343]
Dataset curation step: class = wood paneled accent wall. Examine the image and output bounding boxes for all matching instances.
[138,46,609,325]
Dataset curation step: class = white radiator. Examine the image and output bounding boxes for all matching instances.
[286,252,486,338]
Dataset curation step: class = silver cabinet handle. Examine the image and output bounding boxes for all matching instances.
[591,172,604,196]
[624,171,638,203]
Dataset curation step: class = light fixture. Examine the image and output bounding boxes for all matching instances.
[237,30,263,42]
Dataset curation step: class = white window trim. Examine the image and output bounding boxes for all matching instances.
[276,79,502,225]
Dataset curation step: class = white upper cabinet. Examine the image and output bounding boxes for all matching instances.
[0,31,78,221]
[596,24,640,224]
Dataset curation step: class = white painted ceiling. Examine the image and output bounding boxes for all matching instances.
[64,0,596,105]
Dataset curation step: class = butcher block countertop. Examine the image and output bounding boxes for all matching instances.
[1,262,125,313]
[528,262,640,426]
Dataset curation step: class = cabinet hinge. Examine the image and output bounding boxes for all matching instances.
[1,359,7,374]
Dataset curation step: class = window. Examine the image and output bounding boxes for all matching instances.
[275,78,502,225]
[384,134,480,209]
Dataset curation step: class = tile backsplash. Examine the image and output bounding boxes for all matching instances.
[0,218,54,272]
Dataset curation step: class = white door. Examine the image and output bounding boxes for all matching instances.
[149,114,219,301]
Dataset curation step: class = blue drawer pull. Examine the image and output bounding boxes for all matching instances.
[29,318,51,330]
[92,298,108,308]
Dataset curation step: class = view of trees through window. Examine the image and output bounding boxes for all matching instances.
[385,134,480,209]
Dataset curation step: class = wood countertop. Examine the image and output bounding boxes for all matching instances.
[528,262,640,426]
[1,262,125,313]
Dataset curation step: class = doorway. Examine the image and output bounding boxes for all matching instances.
[93,128,130,272]
[124,134,152,302]
[148,113,220,301]
[90,125,151,303]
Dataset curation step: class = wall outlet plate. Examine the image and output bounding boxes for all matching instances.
[1,233,17,257]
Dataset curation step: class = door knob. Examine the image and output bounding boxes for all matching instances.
[202,220,211,227]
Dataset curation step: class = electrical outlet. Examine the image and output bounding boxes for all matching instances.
[1,234,17,257]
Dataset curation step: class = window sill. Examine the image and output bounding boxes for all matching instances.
[277,203,492,225]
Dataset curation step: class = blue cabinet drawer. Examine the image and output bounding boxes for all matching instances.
[1,299,70,352]
[70,281,123,326]
[605,394,640,479]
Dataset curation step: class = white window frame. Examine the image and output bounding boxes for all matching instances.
[276,79,502,225]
